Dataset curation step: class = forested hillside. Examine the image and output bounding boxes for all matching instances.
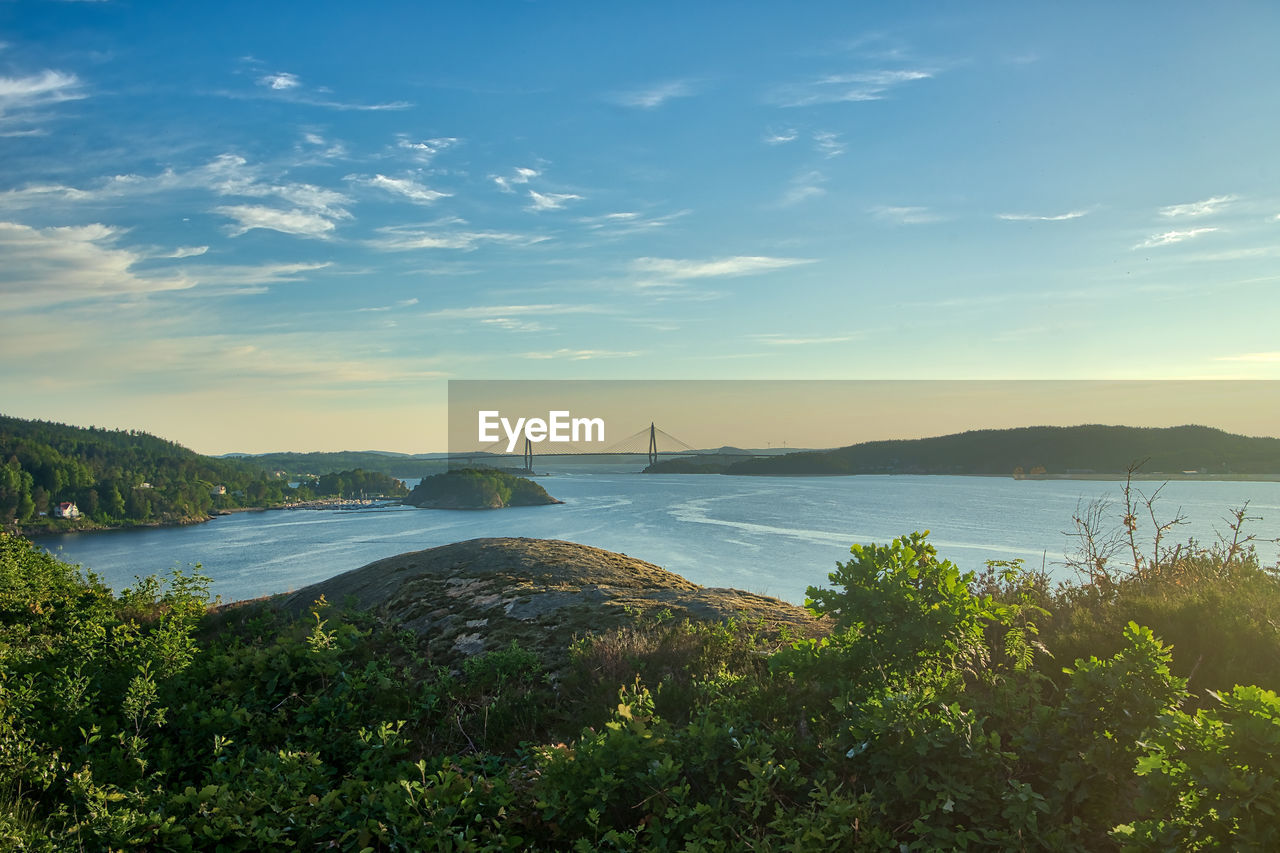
[0,415,297,529]
[657,424,1280,477]
[229,450,447,479]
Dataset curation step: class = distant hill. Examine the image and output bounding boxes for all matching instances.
[227,450,448,479]
[646,425,1280,478]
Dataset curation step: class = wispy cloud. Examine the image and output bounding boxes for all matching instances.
[0,220,192,308]
[164,245,209,259]
[231,66,410,111]
[763,127,798,145]
[997,209,1090,222]
[576,209,689,236]
[527,190,583,212]
[258,72,300,90]
[872,205,944,225]
[182,261,332,289]
[371,224,547,251]
[0,69,85,121]
[480,317,545,332]
[357,297,420,313]
[1160,195,1237,217]
[523,348,639,360]
[772,69,933,107]
[751,333,857,346]
[215,205,340,239]
[349,173,451,204]
[610,80,694,109]
[491,166,540,193]
[812,130,846,157]
[423,303,607,320]
[299,131,347,160]
[397,136,459,163]
[778,171,827,207]
[0,154,357,237]
[633,255,813,280]
[1134,227,1218,249]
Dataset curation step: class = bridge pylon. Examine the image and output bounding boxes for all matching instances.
[523,436,533,472]
[648,422,658,466]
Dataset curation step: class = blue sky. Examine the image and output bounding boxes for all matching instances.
[2,2,1278,453]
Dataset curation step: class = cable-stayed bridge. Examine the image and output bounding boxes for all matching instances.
[454,422,761,470]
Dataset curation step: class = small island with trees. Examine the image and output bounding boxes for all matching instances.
[402,468,562,509]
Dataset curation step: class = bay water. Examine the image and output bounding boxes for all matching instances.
[36,474,1280,606]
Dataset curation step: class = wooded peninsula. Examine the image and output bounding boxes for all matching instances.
[645,424,1280,478]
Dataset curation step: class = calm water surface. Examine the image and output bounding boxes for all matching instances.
[37,475,1280,606]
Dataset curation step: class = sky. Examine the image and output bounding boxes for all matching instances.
[2,2,1279,453]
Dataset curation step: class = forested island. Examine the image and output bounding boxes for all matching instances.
[0,415,407,533]
[645,424,1280,478]
[403,468,561,509]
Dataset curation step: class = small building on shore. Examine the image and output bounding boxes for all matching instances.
[54,502,80,519]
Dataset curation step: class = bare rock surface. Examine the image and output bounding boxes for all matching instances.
[274,537,827,664]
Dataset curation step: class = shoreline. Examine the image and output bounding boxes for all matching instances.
[13,497,406,539]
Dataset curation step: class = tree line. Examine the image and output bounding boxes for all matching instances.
[0,415,405,529]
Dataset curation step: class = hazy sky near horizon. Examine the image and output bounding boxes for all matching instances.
[3,2,1279,453]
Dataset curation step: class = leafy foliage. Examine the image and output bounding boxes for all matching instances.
[1,498,1278,849]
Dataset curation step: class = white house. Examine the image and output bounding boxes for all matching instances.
[54,502,81,519]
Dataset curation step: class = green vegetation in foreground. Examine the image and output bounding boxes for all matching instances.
[0,415,408,534]
[404,468,561,509]
[2,487,1279,849]
[645,424,1280,478]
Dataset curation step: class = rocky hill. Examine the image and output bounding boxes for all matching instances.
[275,537,828,667]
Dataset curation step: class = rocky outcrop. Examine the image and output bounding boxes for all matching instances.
[276,537,828,665]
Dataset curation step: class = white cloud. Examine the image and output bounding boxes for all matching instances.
[997,210,1089,221]
[423,303,606,320]
[523,348,639,360]
[259,72,301,90]
[611,80,694,108]
[215,205,338,239]
[527,190,583,212]
[397,136,459,162]
[1160,195,1237,217]
[0,69,85,119]
[871,205,943,224]
[371,225,547,251]
[351,173,451,204]
[751,333,857,346]
[813,130,846,157]
[764,128,798,145]
[632,256,813,280]
[778,171,827,207]
[773,69,933,107]
[1134,227,1219,249]
[0,220,192,307]
[480,317,545,332]
[165,245,209,258]
[492,166,540,193]
[184,261,332,288]
[576,209,689,235]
